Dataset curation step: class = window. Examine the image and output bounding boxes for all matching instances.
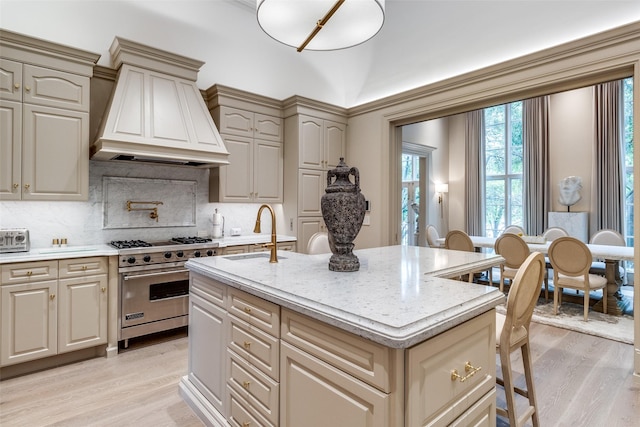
[622,77,634,268]
[484,101,523,237]
[401,154,420,245]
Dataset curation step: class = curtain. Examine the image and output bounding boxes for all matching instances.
[465,110,485,235]
[522,96,550,235]
[592,80,624,233]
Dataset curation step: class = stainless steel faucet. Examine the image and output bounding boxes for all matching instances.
[253,204,278,263]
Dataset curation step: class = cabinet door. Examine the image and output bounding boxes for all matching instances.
[189,292,227,413]
[297,218,325,254]
[254,113,282,142]
[218,135,253,202]
[299,116,323,169]
[0,59,23,102]
[0,99,22,200]
[1,280,58,366]
[218,107,254,138]
[22,104,89,201]
[298,169,324,216]
[23,64,90,112]
[324,121,346,169]
[254,139,283,203]
[280,341,389,427]
[57,275,107,353]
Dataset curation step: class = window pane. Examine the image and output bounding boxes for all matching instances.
[402,154,413,182]
[485,179,505,237]
[510,178,523,226]
[401,186,409,244]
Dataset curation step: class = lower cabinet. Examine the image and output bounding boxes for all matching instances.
[185,273,496,427]
[0,257,108,367]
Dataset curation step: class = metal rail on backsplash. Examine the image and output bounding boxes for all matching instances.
[127,200,164,222]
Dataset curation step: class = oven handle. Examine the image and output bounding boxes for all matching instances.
[123,269,189,280]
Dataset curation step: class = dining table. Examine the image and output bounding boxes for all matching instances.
[436,234,634,316]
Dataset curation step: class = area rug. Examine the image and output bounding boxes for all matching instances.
[496,301,634,344]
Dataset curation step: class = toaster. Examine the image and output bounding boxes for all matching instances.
[0,228,30,253]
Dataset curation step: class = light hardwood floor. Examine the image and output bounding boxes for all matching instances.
[1,323,638,427]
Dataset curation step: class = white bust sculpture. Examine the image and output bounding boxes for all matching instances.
[558,176,582,208]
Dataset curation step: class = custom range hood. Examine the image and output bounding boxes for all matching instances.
[91,37,229,167]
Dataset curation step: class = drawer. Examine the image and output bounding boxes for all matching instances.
[227,385,275,427]
[228,315,279,381]
[406,310,496,427]
[227,349,279,425]
[191,273,226,308]
[281,308,393,393]
[59,257,107,277]
[228,287,280,337]
[1,260,58,284]
[450,389,496,427]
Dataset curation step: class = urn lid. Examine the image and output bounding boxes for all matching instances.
[325,157,360,194]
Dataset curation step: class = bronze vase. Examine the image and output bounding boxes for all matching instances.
[321,158,366,272]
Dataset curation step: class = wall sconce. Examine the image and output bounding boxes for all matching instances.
[435,183,449,204]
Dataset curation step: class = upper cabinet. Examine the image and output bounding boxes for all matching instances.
[208,85,284,203]
[298,115,345,171]
[0,30,99,201]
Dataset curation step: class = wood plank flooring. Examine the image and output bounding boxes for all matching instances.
[1,324,638,427]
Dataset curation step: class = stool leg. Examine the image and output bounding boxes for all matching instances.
[522,342,539,427]
[500,347,518,427]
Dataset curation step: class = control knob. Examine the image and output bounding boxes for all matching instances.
[207,250,214,256]
[143,255,151,262]
[176,250,184,258]
[127,256,136,264]
[194,251,201,257]
[164,252,172,259]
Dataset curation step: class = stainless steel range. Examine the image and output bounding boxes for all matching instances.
[111,237,219,347]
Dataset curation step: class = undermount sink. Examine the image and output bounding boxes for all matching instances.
[225,252,286,261]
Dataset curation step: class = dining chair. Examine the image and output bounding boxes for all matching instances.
[493,233,543,297]
[306,231,331,254]
[541,227,569,297]
[589,229,627,284]
[425,224,442,248]
[496,251,545,427]
[548,237,608,321]
[503,224,525,235]
[444,230,488,283]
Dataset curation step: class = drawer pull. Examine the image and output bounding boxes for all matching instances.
[242,422,251,427]
[26,271,33,277]
[82,265,88,270]
[242,381,251,389]
[451,361,482,383]
[243,306,252,314]
[243,341,251,349]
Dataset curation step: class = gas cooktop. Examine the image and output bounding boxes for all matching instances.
[109,237,213,249]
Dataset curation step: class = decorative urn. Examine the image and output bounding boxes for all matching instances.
[321,158,366,272]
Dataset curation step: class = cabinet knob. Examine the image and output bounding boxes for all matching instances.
[101,287,106,293]
[242,381,251,389]
[243,306,252,314]
[50,294,56,300]
[25,85,31,92]
[14,83,20,90]
[242,422,251,427]
[13,183,19,190]
[243,341,251,349]
[24,184,30,191]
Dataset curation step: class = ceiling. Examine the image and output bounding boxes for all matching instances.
[2,0,640,108]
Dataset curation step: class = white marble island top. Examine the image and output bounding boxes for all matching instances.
[186,245,505,349]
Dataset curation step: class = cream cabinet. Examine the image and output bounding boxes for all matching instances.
[221,241,296,256]
[0,31,98,201]
[0,257,108,367]
[182,274,497,427]
[282,100,347,253]
[209,87,283,203]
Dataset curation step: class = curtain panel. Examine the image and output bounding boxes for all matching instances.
[465,110,485,235]
[592,80,624,234]
[523,96,551,235]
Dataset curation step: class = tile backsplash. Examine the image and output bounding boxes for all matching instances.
[0,160,287,248]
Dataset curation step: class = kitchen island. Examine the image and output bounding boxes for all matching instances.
[180,245,505,427]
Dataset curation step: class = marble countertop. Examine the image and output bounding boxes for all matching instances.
[0,244,119,264]
[186,245,505,349]
[0,235,297,264]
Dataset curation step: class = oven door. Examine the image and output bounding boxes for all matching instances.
[121,267,189,328]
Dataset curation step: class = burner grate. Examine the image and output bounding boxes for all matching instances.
[172,236,213,244]
[109,240,153,249]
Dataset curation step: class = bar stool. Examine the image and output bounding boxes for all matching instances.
[496,252,544,426]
